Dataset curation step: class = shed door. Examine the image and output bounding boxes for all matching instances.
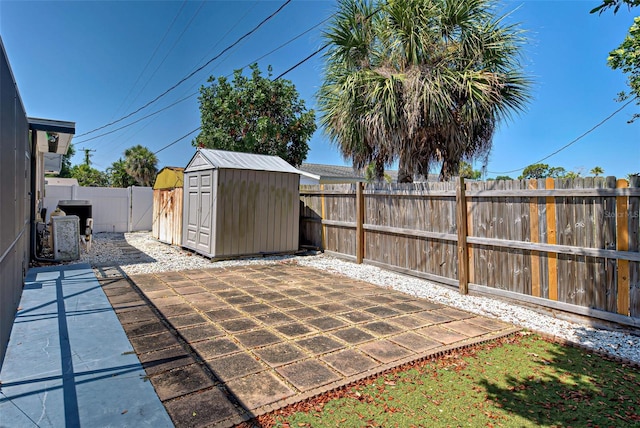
[184,174,200,249]
[196,172,213,253]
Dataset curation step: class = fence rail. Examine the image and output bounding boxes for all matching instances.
[299,176,640,327]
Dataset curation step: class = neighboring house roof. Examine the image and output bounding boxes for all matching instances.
[28,117,75,155]
[153,167,184,190]
[298,162,441,184]
[44,177,78,186]
[185,149,301,174]
[298,163,366,184]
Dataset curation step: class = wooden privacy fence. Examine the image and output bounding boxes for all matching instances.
[300,177,640,327]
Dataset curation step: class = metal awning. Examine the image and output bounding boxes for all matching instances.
[28,117,76,155]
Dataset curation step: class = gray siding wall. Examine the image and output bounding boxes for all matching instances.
[0,41,30,367]
[214,169,299,258]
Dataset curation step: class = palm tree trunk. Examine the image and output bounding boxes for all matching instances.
[398,150,413,183]
[374,156,385,181]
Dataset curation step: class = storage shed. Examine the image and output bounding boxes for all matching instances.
[182,149,300,259]
[152,167,184,245]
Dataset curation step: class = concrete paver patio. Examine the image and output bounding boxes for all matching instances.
[100,262,519,427]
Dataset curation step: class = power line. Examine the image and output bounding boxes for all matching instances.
[272,6,381,80]
[122,0,206,115]
[148,11,353,157]
[487,96,638,175]
[274,42,328,80]
[154,127,202,154]
[77,14,334,147]
[75,93,195,145]
[110,0,188,121]
[151,19,334,156]
[75,0,292,138]
[185,0,260,78]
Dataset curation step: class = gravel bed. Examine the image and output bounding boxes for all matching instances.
[81,232,640,364]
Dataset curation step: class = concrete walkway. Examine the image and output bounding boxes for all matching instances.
[104,263,519,427]
[0,264,172,427]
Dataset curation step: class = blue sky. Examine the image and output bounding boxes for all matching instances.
[1,0,638,179]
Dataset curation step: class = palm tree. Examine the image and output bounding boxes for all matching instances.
[590,166,604,177]
[107,158,137,188]
[124,145,158,186]
[319,0,531,182]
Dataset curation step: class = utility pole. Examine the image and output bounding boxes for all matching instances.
[81,148,95,166]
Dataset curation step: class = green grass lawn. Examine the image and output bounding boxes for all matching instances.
[262,333,640,427]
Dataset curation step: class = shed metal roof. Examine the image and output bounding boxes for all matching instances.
[185,149,301,174]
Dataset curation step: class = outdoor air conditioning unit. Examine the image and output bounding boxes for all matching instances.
[52,215,80,261]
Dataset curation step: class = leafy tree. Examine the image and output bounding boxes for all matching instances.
[459,161,482,180]
[590,0,640,15]
[548,166,567,178]
[519,163,583,179]
[495,175,513,181]
[318,0,531,182]
[124,145,158,186]
[608,17,640,122]
[591,1,640,122]
[590,166,604,176]
[364,162,391,183]
[58,143,76,178]
[107,158,137,188]
[519,163,550,179]
[195,63,316,167]
[69,164,109,187]
[562,170,582,179]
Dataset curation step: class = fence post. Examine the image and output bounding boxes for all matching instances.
[616,178,629,315]
[545,178,558,301]
[356,182,365,264]
[320,184,326,250]
[466,182,475,285]
[456,176,469,294]
[127,186,133,233]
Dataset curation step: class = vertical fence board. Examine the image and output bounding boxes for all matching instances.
[584,177,598,308]
[574,178,587,307]
[592,177,607,310]
[545,178,558,300]
[617,179,630,315]
[529,180,541,297]
[467,182,475,284]
[604,177,618,312]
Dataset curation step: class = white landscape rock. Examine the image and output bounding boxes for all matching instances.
[81,232,640,365]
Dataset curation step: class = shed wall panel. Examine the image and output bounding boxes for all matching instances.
[182,150,300,259]
[152,188,183,245]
